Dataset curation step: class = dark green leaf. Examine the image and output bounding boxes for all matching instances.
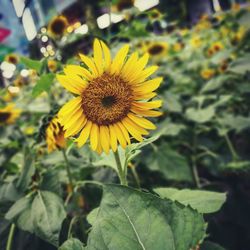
[85,184,206,250]
[20,56,43,72]
[59,238,85,250]
[154,188,226,213]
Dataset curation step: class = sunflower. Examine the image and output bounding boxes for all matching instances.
[145,42,168,58]
[200,68,215,80]
[190,35,202,48]
[57,39,162,154]
[48,60,58,72]
[48,15,69,38]
[113,0,135,12]
[0,104,21,125]
[46,116,66,152]
[4,53,19,65]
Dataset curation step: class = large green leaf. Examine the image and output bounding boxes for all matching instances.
[186,106,215,123]
[59,238,85,250]
[85,184,206,250]
[32,73,55,97]
[145,143,193,182]
[5,191,66,247]
[228,54,250,75]
[154,188,226,213]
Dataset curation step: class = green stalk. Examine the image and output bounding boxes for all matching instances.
[224,133,238,161]
[130,163,140,189]
[62,149,74,191]
[113,151,127,186]
[6,224,15,250]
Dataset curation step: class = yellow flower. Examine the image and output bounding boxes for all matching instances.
[4,54,19,65]
[48,60,58,72]
[0,104,21,125]
[46,116,66,152]
[200,68,215,80]
[24,126,35,135]
[14,75,27,87]
[179,28,189,37]
[231,26,246,44]
[48,15,69,38]
[149,9,164,20]
[57,39,162,154]
[173,42,183,52]
[145,41,168,58]
[207,41,224,56]
[190,35,202,48]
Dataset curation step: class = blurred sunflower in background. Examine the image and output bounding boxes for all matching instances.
[190,35,202,48]
[145,41,168,59]
[4,53,19,65]
[47,60,58,72]
[46,116,66,152]
[48,15,69,38]
[200,68,215,80]
[57,39,162,154]
[0,104,21,125]
[113,0,135,12]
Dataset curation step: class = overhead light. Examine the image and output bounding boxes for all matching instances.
[212,0,221,12]
[1,62,16,71]
[8,86,20,94]
[75,24,88,34]
[22,8,37,41]
[13,0,25,17]
[3,70,14,79]
[41,35,48,42]
[20,69,29,77]
[134,0,159,11]
[97,13,125,29]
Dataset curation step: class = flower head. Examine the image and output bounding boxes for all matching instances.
[46,116,66,152]
[48,15,68,38]
[0,104,21,125]
[57,39,162,154]
[5,54,19,65]
[145,41,168,58]
[200,68,215,80]
[48,60,58,72]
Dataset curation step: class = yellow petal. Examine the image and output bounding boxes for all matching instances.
[131,66,159,84]
[100,40,111,70]
[121,52,138,78]
[131,108,163,117]
[96,139,103,155]
[117,122,130,144]
[64,65,93,81]
[76,121,92,147]
[121,118,143,142]
[112,123,127,149]
[63,109,84,129]
[57,75,85,94]
[126,53,149,82]
[90,123,99,150]
[133,92,157,100]
[122,116,149,135]
[109,125,118,152]
[79,53,99,77]
[110,44,129,75]
[132,77,163,94]
[127,113,156,130]
[100,125,110,154]
[93,39,104,75]
[64,115,87,137]
[58,97,82,117]
[132,100,163,110]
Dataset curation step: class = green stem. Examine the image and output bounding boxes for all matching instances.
[113,151,127,186]
[62,149,74,191]
[191,157,201,188]
[6,224,15,250]
[130,164,140,189]
[224,133,238,161]
[67,217,77,239]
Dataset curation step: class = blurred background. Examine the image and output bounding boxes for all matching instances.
[1,1,250,250]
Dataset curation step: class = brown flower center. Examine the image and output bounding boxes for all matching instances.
[8,56,18,64]
[148,45,164,55]
[0,112,11,123]
[51,19,66,35]
[81,73,132,125]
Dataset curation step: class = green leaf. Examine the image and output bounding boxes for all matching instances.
[85,184,206,250]
[201,241,225,250]
[145,143,193,182]
[186,106,215,123]
[31,191,66,246]
[32,73,55,97]
[59,238,85,250]
[20,56,43,72]
[154,188,226,213]
[5,195,34,232]
[16,147,35,192]
[163,92,182,113]
[86,207,99,225]
[5,191,66,247]
[228,54,250,74]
